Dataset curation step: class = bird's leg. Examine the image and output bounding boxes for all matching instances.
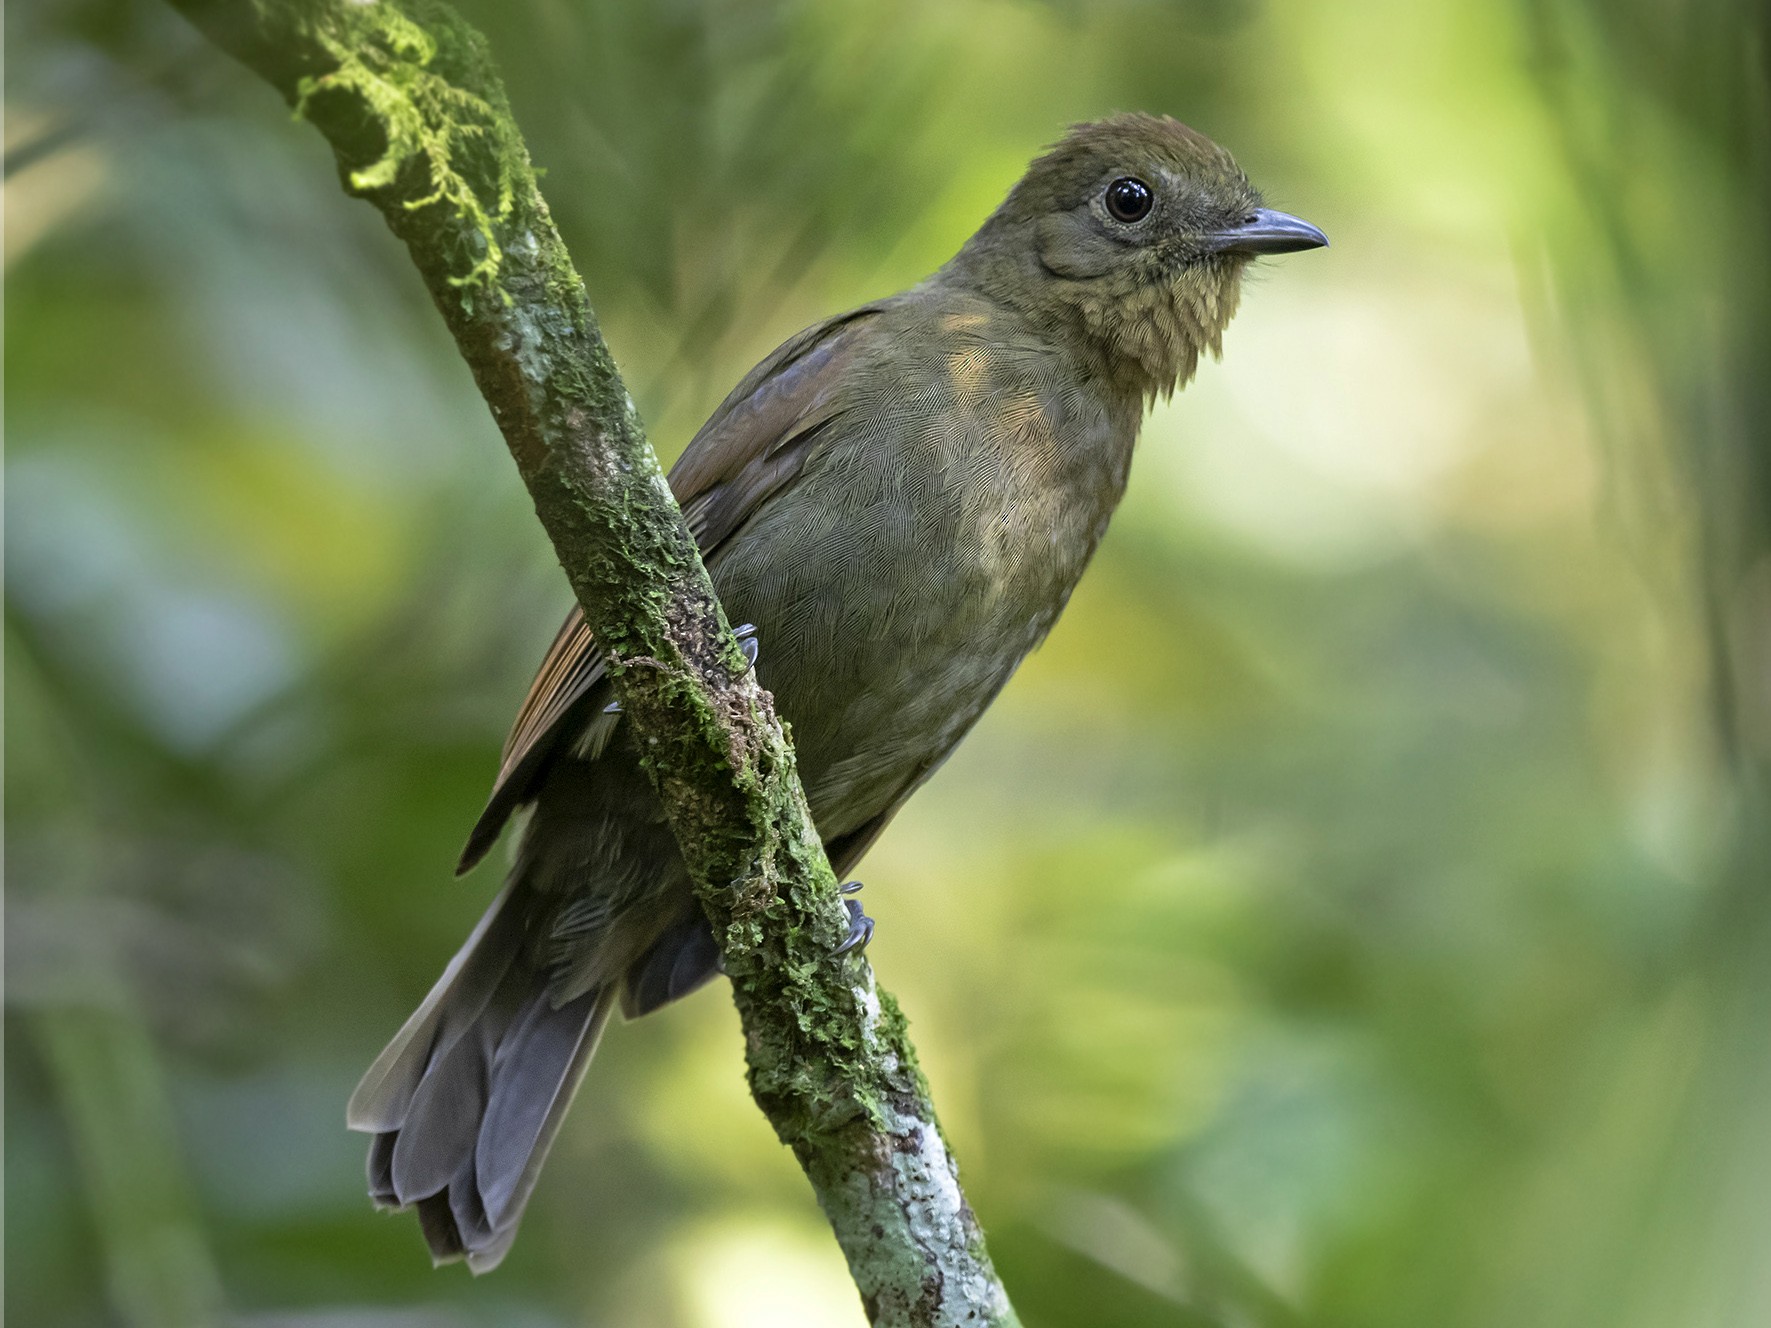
[834,880,874,956]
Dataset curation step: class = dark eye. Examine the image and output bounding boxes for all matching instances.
[1105,176,1154,223]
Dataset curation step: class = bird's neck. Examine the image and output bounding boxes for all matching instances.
[939,226,1244,407]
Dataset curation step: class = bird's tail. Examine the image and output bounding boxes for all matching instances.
[346,883,614,1273]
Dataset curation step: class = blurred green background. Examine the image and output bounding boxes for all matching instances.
[7,1,1768,1325]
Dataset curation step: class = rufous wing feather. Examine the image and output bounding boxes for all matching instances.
[456,304,886,873]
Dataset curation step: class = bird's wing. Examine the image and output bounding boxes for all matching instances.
[456,303,886,873]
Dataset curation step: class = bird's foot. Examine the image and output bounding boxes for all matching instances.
[834,881,874,956]
[734,622,760,670]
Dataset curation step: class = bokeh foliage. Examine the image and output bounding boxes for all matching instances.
[6,1,1767,1326]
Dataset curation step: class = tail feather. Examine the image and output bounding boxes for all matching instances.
[347,881,521,1135]
[415,1186,469,1262]
[439,1144,493,1257]
[367,1130,398,1208]
[478,987,608,1226]
[389,1014,499,1204]
[350,886,615,1272]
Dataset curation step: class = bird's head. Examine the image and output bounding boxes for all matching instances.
[951,113,1327,400]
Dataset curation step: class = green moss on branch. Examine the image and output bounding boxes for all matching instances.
[293,3,519,288]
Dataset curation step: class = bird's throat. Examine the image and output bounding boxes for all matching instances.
[1072,264,1245,403]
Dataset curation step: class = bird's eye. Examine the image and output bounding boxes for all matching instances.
[1105,176,1154,223]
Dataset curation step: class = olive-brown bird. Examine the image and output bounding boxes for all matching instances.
[348,113,1326,1270]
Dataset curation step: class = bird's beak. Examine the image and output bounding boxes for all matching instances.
[1209,208,1329,256]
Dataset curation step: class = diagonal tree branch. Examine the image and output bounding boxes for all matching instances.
[162,1,1017,1323]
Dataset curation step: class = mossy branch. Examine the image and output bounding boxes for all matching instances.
[163,1,1019,1323]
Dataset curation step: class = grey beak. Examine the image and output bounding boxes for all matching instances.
[1209,207,1329,256]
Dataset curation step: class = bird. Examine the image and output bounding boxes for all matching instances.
[347,112,1326,1271]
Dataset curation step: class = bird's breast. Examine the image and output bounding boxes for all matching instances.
[712,336,1136,838]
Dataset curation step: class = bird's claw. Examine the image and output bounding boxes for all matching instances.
[833,883,874,956]
[734,623,760,670]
